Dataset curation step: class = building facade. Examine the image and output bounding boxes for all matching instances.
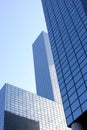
[33,31,62,103]
[33,32,54,100]
[0,83,70,130]
[41,0,87,129]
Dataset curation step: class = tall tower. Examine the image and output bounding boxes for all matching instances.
[41,0,87,129]
[33,31,62,103]
[33,31,70,129]
[33,32,54,100]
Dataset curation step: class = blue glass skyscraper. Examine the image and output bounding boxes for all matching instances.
[33,32,54,100]
[33,31,63,103]
[32,31,71,129]
[41,0,87,129]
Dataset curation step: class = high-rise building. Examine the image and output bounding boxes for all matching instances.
[33,32,54,100]
[0,83,70,130]
[32,32,71,129]
[33,31,62,103]
[41,0,87,129]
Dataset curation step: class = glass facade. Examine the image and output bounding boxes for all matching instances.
[33,32,54,100]
[0,83,70,130]
[33,31,62,103]
[0,87,5,130]
[41,0,87,127]
[32,32,70,129]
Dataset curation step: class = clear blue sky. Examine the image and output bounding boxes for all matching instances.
[0,0,47,93]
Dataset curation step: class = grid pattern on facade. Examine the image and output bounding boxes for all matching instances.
[43,32,63,103]
[81,0,87,15]
[0,87,5,130]
[41,0,87,126]
[1,83,70,130]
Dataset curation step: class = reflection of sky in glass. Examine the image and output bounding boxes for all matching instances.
[0,83,71,130]
[44,34,62,103]
[41,0,87,127]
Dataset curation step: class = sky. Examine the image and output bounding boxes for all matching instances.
[0,0,47,93]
